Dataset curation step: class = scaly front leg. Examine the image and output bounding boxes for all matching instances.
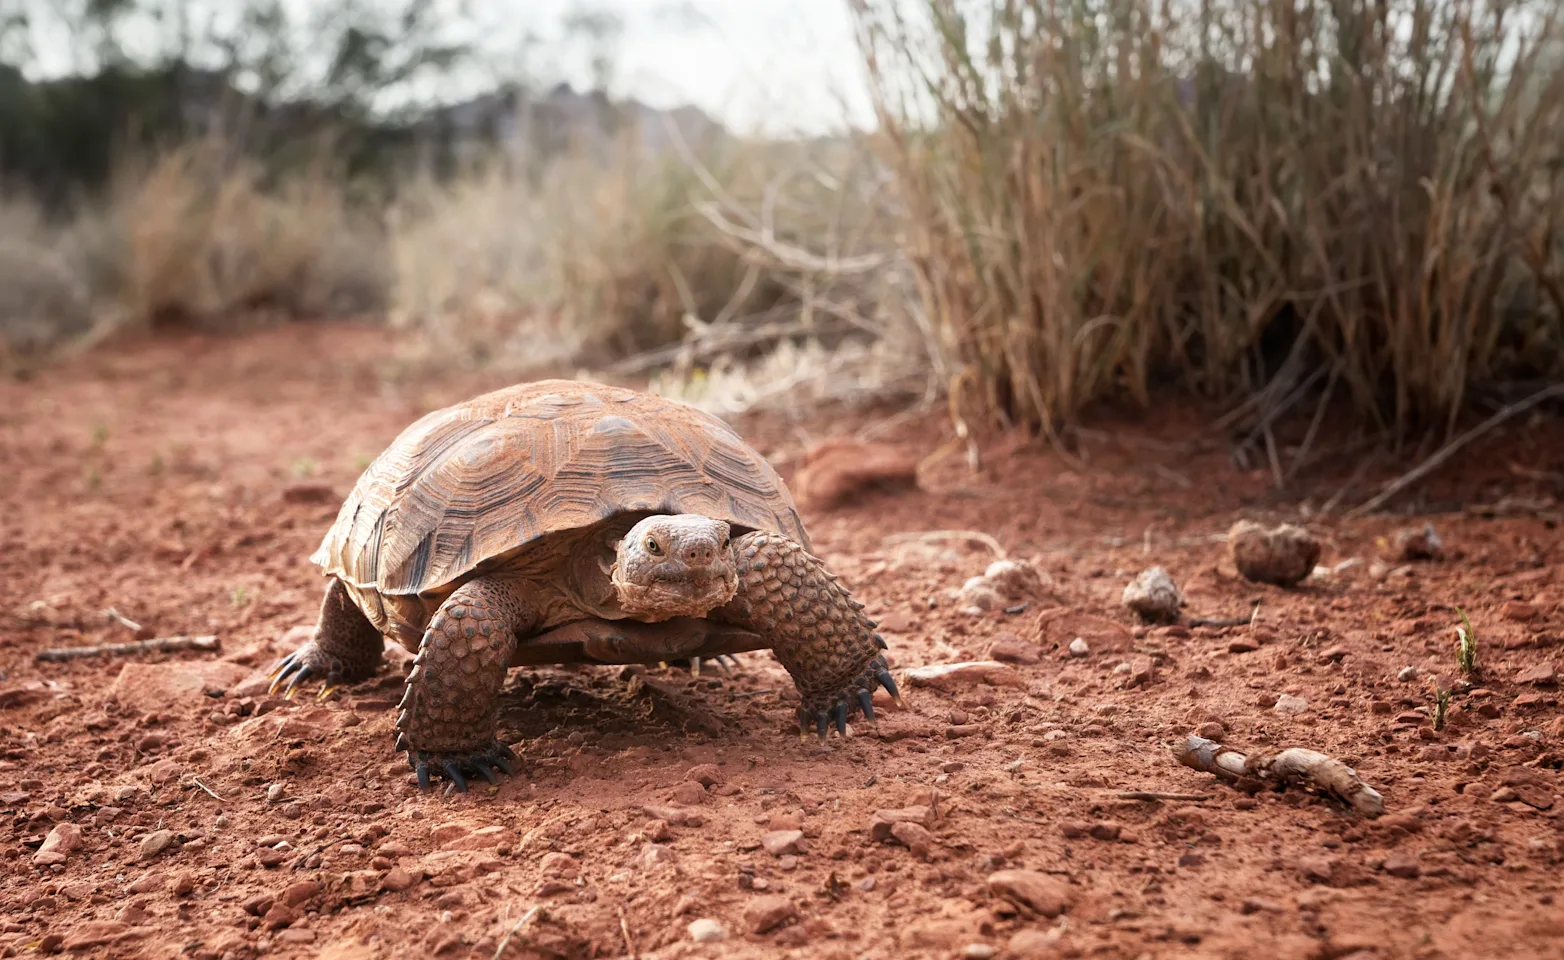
[711,531,901,740]
[397,575,536,793]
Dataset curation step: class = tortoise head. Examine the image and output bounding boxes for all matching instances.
[609,515,738,621]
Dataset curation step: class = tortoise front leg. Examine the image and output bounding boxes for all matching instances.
[268,577,385,699]
[711,531,901,741]
[396,575,537,793]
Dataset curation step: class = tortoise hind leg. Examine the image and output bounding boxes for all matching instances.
[711,531,900,742]
[397,575,537,793]
[269,577,386,699]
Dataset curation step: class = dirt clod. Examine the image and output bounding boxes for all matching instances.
[744,894,798,934]
[986,869,1073,918]
[1122,566,1183,622]
[1228,520,1322,587]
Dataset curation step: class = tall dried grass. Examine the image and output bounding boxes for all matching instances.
[851,0,1564,451]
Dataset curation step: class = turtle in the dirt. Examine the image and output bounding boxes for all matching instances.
[267,379,901,792]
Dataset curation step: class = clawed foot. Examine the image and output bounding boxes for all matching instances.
[267,644,360,701]
[400,739,519,795]
[796,653,903,743]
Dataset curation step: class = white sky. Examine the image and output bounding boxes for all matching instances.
[10,0,883,137]
[532,1,879,136]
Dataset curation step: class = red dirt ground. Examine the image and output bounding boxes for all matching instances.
[3,322,1564,960]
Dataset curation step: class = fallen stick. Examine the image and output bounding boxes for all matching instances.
[1175,735,1385,818]
[36,635,219,662]
[1116,791,1214,802]
[1347,383,1564,518]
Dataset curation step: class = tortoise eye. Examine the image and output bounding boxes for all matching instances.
[645,536,661,555]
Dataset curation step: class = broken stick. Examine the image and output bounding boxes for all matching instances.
[1175,735,1384,818]
[36,635,219,662]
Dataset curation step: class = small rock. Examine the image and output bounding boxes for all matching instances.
[645,819,672,843]
[1516,663,1557,686]
[1382,854,1420,879]
[981,559,1049,602]
[1195,721,1225,740]
[1227,639,1259,654]
[261,904,297,930]
[39,933,65,953]
[144,758,181,785]
[870,806,934,842]
[1318,646,1348,663]
[1067,638,1090,657]
[107,661,249,709]
[1178,852,1205,868]
[139,830,174,861]
[1503,600,1539,622]
[761,830,804,857]
[1398,666,1420,682]
[688,918,727,943]
[1391,523,1443,561]
[1006,929,1063,958]
[1274,694,1310,716]
[34,823,82,864]
[989,633,1041,664]
[1298,856,1339,884]
[890,820,936,860]
[266,783,285,803]
[1089,822,1122,842]
[1122,566,1183,623]
[1228,520,1321,587]
[744,895,797,934]
[277,929,316,944]
[986,869,1074,918]
[640,843,677,870]
[684,764,723,787]
[1501,766,1556,809]
[380,867,418,892]
[963,946,998,960]
[1492,787,1520,802]
[905,661,1020,689]
[282,880,320,906]
[172,873,197,896]
[540,852,579,878]
[641,804,704,827]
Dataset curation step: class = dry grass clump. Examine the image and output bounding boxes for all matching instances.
[851,0,1564,448]
[389,127,937,408]
[1,137,389,368]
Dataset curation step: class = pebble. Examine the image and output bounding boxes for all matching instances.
[127,873,164,894]
[1274,695,1310,715]
[684,764,723,787]
[262,904,297,930]
[139,830,175,861]
[266,784,285,803]
[870,806,934,842]
[986,869,1073,918]
[1228,520,1321,587]
[641,803,704,827]
[891,821,936,860]
[282,880,319,906]
[540,852,579,878]
[173,873,197,896]
[1382,854,1420,879]
[963,946,998,960]
[1068,638,1090,657]
[1503,600,1539,622]
[743,895,797,934]
[1516,663,1557,686]
[670,781,706,805]
[762,830,804,857]
[688,918,727,943]
[905,661,1021,689]
[989,633,1041,665]
[33,823,82,865]
[1398,666,1420,682]
[1227,639,1259,654]
[380,867,418,892]
[1195,721,1225,740]
[1392,523,1443,561]
[1121,566,1183,622]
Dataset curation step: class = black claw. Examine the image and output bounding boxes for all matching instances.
[493,753,515,776]
[441,761,469,793]
[873,635,888,649]
[472,760,498,785]
[395,733,408,752]
[416,762,431,791]
[497,742,518,764]
[832,701,848,736]
[857,688,876,721]
[876,669,900,700]
[816,711,829,740]
[283,670,309,697]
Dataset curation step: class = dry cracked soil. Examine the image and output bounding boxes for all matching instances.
[3,322,1564,960]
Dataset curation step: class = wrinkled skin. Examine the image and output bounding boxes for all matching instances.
[610,515,739,621]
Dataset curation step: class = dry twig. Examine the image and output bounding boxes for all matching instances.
[1175,735,1385,817]
[36,634,219,662]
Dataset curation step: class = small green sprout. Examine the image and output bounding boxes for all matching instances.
[1455,607,1478,677]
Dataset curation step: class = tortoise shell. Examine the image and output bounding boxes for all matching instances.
[311,379,808,604]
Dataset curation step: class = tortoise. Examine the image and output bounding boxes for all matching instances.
[268,379,900,792]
